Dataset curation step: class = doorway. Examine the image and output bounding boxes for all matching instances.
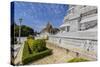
[67,26,70,32]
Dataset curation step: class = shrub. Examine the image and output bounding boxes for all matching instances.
[26,38,47,53]
[67,58,89,62]
[27,35,34,39]
[26,38,34,52]
[22,49,52,64]
[22,42,52,64]
[22,39,52,64]
[32,39,46,52]
[22,41,30,57]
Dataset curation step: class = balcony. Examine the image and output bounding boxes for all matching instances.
[80,14,97,23]
[80,6,97,14]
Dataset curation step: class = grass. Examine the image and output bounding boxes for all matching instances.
[67,57,89,62]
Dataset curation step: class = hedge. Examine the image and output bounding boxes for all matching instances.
[22,49,52,64]
[22,41,31,57]
[67,58,89,62]
[22,40,52,64]
[31,39,46,52]
[27,38,46,53]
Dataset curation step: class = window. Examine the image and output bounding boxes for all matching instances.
[67,26,70,32]
[83,5,86,7]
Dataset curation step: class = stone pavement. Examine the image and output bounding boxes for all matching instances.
[14,42,24,65]
[30,42,74,65]
[14,37,27,65]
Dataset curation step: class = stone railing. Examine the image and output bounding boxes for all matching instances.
[80,6,97,14]
[81,13,97,21]
[48,35,97,60]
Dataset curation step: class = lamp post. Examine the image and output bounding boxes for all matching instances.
[18,18,23,45]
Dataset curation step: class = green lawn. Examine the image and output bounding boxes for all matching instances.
[67,57,89,62]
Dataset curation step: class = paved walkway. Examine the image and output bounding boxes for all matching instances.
[14,37,27,65]
[14,42,24,65]
[31,42,73,65]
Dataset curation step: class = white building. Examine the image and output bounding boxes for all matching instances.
[48,5,97,60]
[60,5,97,32]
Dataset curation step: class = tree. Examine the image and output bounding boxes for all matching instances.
[14,25,34,37]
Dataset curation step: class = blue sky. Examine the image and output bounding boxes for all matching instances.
[13,1,69,32]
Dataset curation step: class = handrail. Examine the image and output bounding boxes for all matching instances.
[49,35,97,41]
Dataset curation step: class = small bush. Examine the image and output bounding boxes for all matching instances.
[27,38,34,52]
[27,35,34,39]
[32,39,46,52]
[26,38,46,53]
[22,47,52,64]
[22,39,52,64]
[68,58,89,62]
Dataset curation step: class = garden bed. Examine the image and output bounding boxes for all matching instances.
[22,38,52,64]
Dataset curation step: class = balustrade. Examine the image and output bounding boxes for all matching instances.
[48,35,97,59]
